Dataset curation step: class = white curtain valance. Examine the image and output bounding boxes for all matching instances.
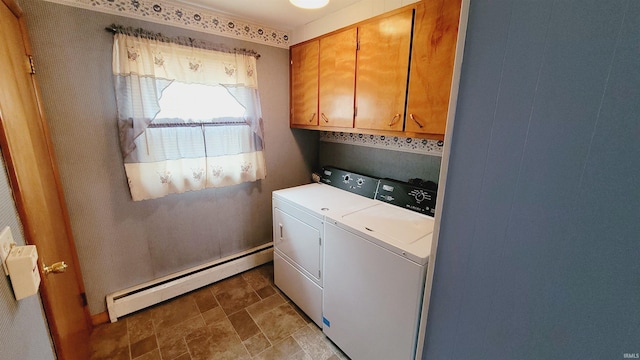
[112,34,258,88]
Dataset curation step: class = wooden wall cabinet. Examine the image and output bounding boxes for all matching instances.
[354,9,414,132]
[289,1,461,140]
[405,0,462,136]
[319,28,357,128]
[290,40,319,126]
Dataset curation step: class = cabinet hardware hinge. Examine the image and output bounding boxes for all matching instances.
[319,237,321,246]
[318,270,321,278]
[356,40,360,51]
[28,55,35,74]
[80,292,88,307]
[354,107,358,117]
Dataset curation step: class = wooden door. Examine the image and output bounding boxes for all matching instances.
[355,9,414,131]
[0,0,91,359]
[290,40,319,126]
[405,0,461,136]
[319,27,357,128]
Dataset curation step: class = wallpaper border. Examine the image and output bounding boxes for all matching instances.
[42,0,290,48]
[320,131,444,157]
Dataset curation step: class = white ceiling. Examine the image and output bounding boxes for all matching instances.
[175,0,362,31]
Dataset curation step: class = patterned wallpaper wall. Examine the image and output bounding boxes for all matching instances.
[43,0,290,48]
[19,0,317,315]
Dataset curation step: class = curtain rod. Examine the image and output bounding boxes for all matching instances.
[105,24,260,59]
[147,121,250,128]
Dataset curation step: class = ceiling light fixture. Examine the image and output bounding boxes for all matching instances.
[289,0,329,9]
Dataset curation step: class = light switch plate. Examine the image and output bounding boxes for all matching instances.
[1,226,17,276]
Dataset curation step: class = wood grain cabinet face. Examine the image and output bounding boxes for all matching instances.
[405,0,462,135]
[319,28,357,128]
[290,40,319,126]
[354,9,414,132]
[289,2,461,139]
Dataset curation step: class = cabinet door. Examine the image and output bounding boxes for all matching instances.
[319,28,357,128]
[290,40,319,126]
[355,9,414,131]
[405,0,461,135]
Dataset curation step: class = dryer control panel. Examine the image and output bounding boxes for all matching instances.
[320,167,378,199]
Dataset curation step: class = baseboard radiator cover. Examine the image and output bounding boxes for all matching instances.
[106,243,273,322]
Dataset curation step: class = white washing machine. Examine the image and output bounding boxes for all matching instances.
[323,201,434,360]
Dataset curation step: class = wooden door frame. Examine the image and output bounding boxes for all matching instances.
[0,0,92,354]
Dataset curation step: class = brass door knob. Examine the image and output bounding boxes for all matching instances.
[43,261,68,275]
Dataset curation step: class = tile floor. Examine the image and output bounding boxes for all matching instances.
[89,262,350,360]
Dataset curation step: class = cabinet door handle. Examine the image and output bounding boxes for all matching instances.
[388,113,401,126]
[279,223,283,240]
[321,113,329,123]
[410,114,424,128]
[308,113,316,123]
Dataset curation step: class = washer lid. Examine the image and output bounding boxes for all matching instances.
[336,202,434,264]
[343,203,434,244]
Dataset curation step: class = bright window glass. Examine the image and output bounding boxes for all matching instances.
[156,82,246,122]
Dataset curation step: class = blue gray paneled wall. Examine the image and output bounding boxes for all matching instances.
[424,0,640,359]
[0,151,55,359]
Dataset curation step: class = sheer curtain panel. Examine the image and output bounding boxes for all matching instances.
[112,33,266,201]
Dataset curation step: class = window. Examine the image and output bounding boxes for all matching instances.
[112,32,266,201]
[155,82,245,121]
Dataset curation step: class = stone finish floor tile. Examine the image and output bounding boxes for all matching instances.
[187,319,251,360]
[173,354,192,360]
[242,265,273,291]
[292,325,335,360]
[157,316,206,360]
[89,262,349,360]
[244,332,272,357]
[212,275,262,315]
[246,293,287,318]
[228,309,261,340]
[256,285,277,299]
[130,335,158,359]
[190,286,219,313]
[126,311,154,343]
[133,348,162,360]
[151,295,201,331]
[254,303,307,343]
[252,336,303,360]
[290,350,314,360]
[90,320,129,360]
[202,306,227,325]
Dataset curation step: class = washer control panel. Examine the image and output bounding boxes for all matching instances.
[376,179,437,216]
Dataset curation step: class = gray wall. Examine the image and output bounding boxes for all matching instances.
[424,0,640,359]
[19,0,318,314]
[319,142,441,183]
[0,151,55,359]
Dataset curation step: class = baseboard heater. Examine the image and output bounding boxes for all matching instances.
[106,243,273,322]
